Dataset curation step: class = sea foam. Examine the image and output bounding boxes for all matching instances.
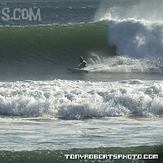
[0,80,162,119]
[108,19,163,58]
[86,53,163,73]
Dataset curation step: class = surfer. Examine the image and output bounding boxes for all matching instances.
[79,56,87,68]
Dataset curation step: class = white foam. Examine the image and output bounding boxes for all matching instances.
[0,79,162,119]
[85,53,163,73]
[94,1,163,57]
[108,19,163,58]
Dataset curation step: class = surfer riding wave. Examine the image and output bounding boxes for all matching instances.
[67,56,88,73]
[79,56,87,68]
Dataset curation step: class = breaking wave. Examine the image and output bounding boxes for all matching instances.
[0,79,162,120]
[1,19,163,78]
[108,19,163,58]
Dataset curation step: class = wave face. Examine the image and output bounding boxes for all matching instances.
[0,22,108,58]
[0,22,113,79]
[0,79,162,119]
[1,20,163,79]
[2,19,163,60]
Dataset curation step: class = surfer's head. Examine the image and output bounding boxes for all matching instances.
[80,56,84,62]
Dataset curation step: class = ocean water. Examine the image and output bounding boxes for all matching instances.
[0,0,163,163]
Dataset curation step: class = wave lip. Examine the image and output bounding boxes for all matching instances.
[0,79,163,120]
[108,19,163,57]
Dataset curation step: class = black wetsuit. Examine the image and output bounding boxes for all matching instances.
[79,60,87,68]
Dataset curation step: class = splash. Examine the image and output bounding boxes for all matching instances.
[108,19,163,57]
[86,53,163,73]
[94,0,163,22]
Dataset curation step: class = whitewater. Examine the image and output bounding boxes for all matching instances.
[0,79,163,119]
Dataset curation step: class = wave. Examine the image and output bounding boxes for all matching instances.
[87,19,163,74]
[0,79,162,120]
[1,20,163,78]
[0,22,109,59]
[108,19,163,58]
[2,19,163,59]
[0,22,114,79]
[94,0,163,59]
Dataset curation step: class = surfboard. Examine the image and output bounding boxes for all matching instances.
[67,67,89,73]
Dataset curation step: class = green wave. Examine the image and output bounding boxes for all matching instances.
[0,22,117,80]
[0,22,114,59]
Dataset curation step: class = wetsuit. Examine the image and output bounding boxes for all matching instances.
[79,60,87,68]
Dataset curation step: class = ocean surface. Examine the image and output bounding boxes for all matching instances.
[0,0,163,163]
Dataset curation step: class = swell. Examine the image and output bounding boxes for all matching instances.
[0,22,112,61]
[0,22,116,79]
[1,19,163,79]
